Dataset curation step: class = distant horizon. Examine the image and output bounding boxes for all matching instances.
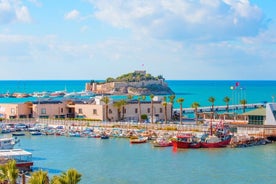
[0,79,276,81]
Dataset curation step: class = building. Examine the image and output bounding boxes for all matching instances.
[0,96,172,122]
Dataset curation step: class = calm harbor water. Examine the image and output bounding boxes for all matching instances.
[1,80,276,183]
[14,135,276,184]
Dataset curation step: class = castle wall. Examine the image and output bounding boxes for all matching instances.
[86,79,166,94]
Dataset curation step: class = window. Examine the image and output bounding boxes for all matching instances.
[61,108,63,113]
[135,108,138,113]
[109,109,112,114]
[147,108,150,113]
[78,108,83,114]
[11,108,15,115]
[41,108,46,114]
[93,109,97,115]
[160,108,162,113]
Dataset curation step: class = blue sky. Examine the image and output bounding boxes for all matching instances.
[0,0,275,80]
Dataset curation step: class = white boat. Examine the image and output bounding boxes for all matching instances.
[50,90,67,97]
[0,137,18,149]
[32,91,51,98]
[63,90,95,99]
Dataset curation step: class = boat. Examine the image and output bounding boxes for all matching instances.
[12,132,25,136]
[201,134,232,148]
[0,137,19,149]
[200,120,232,148]
[50,90,66,97]
[172,133,201,149]
[32,91,51,98]
[0,149,33,171]
[30,131,42,136]
[63,91,95,99]
[101,134,109,139]
[130,137,148,144]
[153,137,173,147]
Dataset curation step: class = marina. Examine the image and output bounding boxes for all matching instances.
[11,132,276,184]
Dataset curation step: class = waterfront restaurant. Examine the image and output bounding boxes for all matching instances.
[0,96,172,122]
[236,103,276,137]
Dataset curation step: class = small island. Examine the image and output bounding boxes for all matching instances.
[85,70,175,95]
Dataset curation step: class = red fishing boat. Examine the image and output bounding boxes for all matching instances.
[172,133,201,149]
[201,120,232,148]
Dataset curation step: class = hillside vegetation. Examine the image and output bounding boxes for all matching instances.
[105,72,164,83]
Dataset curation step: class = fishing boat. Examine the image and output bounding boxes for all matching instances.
[172,133,201,149]
[200,120,232,148]
[201,135,232,148]
[130,137,148,144]
[153,137,173,147]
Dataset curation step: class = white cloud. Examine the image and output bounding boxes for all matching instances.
[15,5,31,23]
[89,0,267,41]
[0,31,275,80]
[64,9,80,20]
[0,0,32,24]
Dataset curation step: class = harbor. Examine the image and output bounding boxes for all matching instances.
[0,80,276,183]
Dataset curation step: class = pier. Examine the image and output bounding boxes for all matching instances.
[174,103,266,113]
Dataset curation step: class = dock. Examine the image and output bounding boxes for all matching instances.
[174,103,266,113]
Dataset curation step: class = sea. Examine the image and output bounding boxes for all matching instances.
[1,80,276,184]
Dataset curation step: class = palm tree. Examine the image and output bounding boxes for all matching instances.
[176,98,184,125]
[137,96,142,123]
[169,95,175,119]
[162,96,168,124]
[56,168,82,184]
[28,170,49,184]
[240,99,247,113]
[191,102,200,124]
[223,96,230,112]
[150,94,154,124]
[137,96,146,123]
[0,159,18,184]
[101,96,110,122]
[113,101,123,121]
[120,99,127,120]
[127,94,133,100]
[208,96,215,119]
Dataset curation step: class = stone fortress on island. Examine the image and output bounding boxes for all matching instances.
[85,70,175,95]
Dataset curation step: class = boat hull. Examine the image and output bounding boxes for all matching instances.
[173,141,201,149]
[201,138,231,148]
